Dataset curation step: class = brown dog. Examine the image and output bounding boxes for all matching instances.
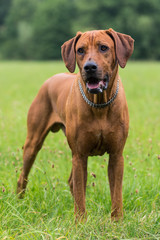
[17,28,134,221]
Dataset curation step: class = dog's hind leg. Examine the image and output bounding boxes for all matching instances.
[17,137,44,198]
[17,91,55,198]
[68,168,73,196]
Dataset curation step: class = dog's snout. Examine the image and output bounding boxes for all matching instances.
[84,61,97,73]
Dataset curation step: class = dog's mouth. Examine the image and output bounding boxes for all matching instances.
[86,75,109,94]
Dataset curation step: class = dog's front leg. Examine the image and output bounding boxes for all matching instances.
[72,154,88,220]
[108,153,124,221]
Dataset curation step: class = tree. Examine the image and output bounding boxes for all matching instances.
[73,0,160,60]
[1,0,38,59]
[32,0,76,59]
[0,0,12,25]
[0,0,160,60]
[0,0,12,57]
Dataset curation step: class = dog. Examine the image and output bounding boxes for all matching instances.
[17,28,134,221]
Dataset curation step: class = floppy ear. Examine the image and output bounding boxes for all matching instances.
[106,28,134,68]
[61,32,82,73]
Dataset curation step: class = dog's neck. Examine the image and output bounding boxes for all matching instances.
[78,64,119,106]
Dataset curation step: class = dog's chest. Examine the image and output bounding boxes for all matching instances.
[89,127,114,156]
[76,120,120,156]
[90,129,106,156]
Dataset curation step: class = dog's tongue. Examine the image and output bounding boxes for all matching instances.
[87,82,99,89]
[87,81,105,90]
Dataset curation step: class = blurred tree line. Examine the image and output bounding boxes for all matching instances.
[0,0,160,60]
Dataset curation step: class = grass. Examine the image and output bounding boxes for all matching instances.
[0,61,160,239]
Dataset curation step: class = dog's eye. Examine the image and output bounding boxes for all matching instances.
[77,48,84,55]
[100,45,109,52]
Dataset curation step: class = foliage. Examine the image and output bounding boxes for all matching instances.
[74,0,160,60]
[32,0,75,59]
[0,0,75,59]
[0,61,160,239]
[0,0,37,59]
[0,0,160,59]
[0,0,12,25]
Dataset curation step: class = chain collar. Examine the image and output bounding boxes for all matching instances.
[78,79,119,108]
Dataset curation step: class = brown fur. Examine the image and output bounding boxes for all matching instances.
[17,28,134,221]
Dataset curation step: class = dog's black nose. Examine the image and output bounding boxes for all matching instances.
[84,61,97,73]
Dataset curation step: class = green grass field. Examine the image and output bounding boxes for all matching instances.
[0,61,160,239]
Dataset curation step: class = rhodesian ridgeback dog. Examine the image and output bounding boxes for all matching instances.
[17,28,134,221]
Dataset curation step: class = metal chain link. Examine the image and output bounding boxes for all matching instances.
[78,79,119,108]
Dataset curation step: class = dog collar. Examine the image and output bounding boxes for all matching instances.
[78,79,119,108]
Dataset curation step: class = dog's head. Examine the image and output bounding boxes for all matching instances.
[61,29,134,94]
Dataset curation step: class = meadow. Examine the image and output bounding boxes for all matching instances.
[0,61,160,239]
